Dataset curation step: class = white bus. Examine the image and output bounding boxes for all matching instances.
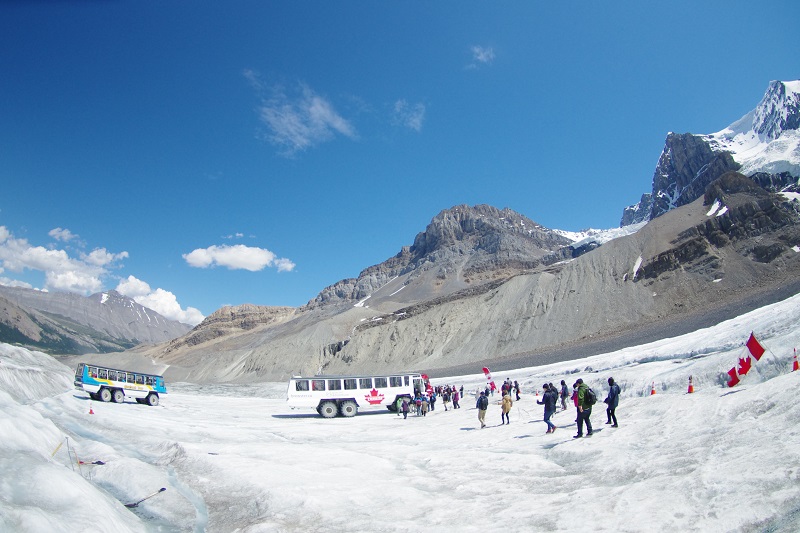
[286,372,429,418]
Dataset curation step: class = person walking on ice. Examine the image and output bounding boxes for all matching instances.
[501,391,513,424]
[604,377,620,427]
[476,390,489,428]
[573,378,594,438]
[537,382,558,433]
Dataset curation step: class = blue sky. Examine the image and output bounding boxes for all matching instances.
[1,1,798,325]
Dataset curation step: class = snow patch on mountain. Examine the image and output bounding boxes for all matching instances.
[555,221,646,248]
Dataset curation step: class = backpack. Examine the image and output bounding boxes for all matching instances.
[585,387,597,406]
[478,395,488,410]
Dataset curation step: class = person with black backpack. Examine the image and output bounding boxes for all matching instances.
[604,377,621,427]
[574,378,594,438]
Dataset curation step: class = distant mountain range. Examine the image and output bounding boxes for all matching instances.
[0,286,191,354]
[9,81,800,380]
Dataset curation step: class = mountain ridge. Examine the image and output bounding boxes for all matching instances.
[0,286,192,354]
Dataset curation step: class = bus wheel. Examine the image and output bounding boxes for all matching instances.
[112,389,125,403]
[339,401,358,417]
[99,388,112,403]
[319,401,338,418]
[89,392,100,401]
[146,393,159,406]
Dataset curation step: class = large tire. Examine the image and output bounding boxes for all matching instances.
[319,401,338,418]
[339,400,358,418]
[146,393,159,406]
[99,388,112,403]
[112,389,125,403]
[89,392,100,401]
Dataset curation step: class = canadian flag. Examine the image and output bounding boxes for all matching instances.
[482,367,497,391]
[727,332,767,387]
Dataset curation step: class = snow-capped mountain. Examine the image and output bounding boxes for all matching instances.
[707,80,800,176]
[621,80,800,226]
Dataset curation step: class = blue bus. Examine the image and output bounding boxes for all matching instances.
[74,362,167,406]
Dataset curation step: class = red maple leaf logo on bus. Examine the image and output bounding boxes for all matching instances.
[364,388,385,405]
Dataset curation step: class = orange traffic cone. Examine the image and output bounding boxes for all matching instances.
[792,349,798,372]
[650,382,656,395]
[89,403,94,415]
[687,376,694,394]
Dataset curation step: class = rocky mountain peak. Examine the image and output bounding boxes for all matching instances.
[751,80,800,141]
[308,204,573,309]
[410,204,568,258]
[621,80,800,227]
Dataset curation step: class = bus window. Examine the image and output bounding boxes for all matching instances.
[127,373,135,383]
[75,364,84,379]
[359,378,372,389]
[404,376,410,386]
[374,377,388,388]
[146,376,155,386]
[118,373,126,383]
[295,380,309,391]
[327,379,342,390]
[89,367,98,378]
[312,380,326,391]
[136,375,145,385]
[98,369,108,380]
[343,379,357,390]
[390,376,402,387]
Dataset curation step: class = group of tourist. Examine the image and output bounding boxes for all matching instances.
[397,384,463,419]
[476,376,622,436]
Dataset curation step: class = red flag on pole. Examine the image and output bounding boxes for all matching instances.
[482,367,497,391]
[746,332,765,361]
[726,367,740,387]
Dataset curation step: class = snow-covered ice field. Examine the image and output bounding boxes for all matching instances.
[2,293,800,532]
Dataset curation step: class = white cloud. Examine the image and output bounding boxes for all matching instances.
[392,99,426,132]
[48,227,78,242]
[82,248,129,267]
[468,45,496,69]
[116,275,205,326]
[247,72,357,156]
[0,277,33,289]
[182,244,295,272]
[0,226,125,295]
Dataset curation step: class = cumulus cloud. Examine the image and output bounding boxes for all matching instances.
[116,275,205,326]
[468,45,496,69]
[245,70,357,157]
[0,226,125,294]
[48,227,78,242]
[182,244,295,273]
[392,99,426,132]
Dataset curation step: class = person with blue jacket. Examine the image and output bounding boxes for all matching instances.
[537,382,558,433]
[605,377,620,427]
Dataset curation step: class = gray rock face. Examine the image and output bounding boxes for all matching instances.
[0,287,191,354]
[164,304,295,353]
[308,204,573,308]
[649,133,740,219]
